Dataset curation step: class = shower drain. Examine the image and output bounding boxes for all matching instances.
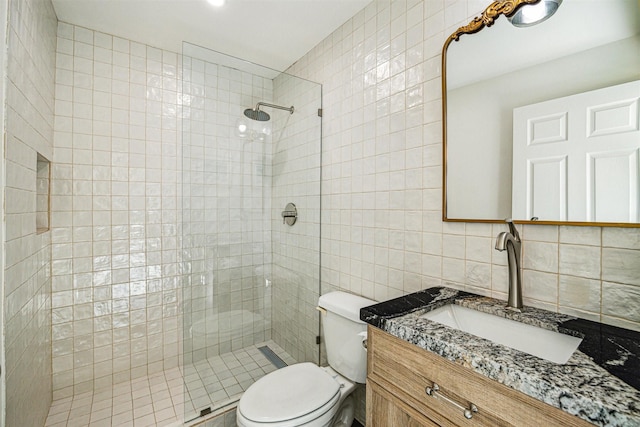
[258,345,288,369]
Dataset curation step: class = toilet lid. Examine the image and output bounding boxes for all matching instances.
[238,362,340,423]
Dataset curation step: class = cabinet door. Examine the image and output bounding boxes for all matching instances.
[367,379,439,427]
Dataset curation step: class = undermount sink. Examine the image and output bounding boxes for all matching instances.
[420,304,583,364]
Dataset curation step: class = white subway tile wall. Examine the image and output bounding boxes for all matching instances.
[51,23,181,398]
[285,0,640,332]
[4,0,57,426]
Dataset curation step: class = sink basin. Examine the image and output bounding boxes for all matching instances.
[420,304,583,364]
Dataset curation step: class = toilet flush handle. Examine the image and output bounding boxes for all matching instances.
[358,331,368,351]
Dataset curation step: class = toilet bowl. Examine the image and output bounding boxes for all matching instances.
[236,363,355,427]
[236,292,374,427]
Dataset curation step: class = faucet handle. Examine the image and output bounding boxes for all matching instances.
[504,218,521,241]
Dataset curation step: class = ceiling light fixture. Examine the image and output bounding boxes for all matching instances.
[509,0,562,27]
[207,0,225,7]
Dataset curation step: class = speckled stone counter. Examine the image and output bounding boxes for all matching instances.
[360,287,640,427]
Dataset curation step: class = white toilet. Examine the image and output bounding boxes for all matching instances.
[236,291,375,427]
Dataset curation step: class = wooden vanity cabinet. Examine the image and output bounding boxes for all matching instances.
[366,326,593,427]
[367,379,439,427]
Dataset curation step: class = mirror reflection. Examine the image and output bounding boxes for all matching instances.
[444,0,640,225]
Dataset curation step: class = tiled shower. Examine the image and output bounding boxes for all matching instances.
[5,0,322,423]
[48,27,322,427]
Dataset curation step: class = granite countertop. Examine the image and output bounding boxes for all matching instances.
[360,287,640,427]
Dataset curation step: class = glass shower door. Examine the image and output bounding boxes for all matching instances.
[180,42,322,423]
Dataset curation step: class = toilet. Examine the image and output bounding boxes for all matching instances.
[236,291,375,427]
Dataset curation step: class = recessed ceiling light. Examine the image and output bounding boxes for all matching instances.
[207,0,225,7]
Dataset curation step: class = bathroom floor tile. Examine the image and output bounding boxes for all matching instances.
[45,340,295,426]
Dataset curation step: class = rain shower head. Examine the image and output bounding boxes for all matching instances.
[244,102,294,122]
[244,108,271,121]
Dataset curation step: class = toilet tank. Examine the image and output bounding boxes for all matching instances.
[318,291,375,384]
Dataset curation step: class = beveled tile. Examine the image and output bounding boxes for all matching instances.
[522,270,558,304]
[602,228,640,249]
[602,282,640,324]
[602,247,640,286]
[559,226,601,246]
[523,241,558,273]
[559,275,601,313]
[559,244,600,279]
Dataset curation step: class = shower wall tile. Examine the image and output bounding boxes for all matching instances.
[4,0,57,425]
[51,23,181,397]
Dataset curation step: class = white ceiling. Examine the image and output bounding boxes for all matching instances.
[51,0,372,72]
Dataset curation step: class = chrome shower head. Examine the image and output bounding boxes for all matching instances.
[243,102,294,122]
[244,108,270,121]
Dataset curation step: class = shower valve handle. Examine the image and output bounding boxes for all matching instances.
[281,203,298,226]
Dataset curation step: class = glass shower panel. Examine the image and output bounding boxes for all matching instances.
[180,42,322,422]
[270,73,323,365]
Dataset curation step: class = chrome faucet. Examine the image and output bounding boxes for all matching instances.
[495,219,523,311]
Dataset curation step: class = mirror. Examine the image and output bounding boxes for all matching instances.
[443,0,640,226]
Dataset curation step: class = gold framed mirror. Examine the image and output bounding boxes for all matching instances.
[442,0,640,227]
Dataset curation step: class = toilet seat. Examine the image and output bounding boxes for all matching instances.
[237,363,341,426]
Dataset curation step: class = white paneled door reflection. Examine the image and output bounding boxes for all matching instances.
[512,80,640,222]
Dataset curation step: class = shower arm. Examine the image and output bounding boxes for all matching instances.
[254,102,294,114]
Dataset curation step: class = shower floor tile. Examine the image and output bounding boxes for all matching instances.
[45,340,296,427]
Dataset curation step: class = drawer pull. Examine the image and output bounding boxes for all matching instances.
[425,383,478,419]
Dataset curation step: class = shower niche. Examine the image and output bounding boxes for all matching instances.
[36,153,50,233]
[181,42,322,422]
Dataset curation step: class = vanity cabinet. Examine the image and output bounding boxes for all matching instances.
[366,326,593,427]
[367,379,438,427]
